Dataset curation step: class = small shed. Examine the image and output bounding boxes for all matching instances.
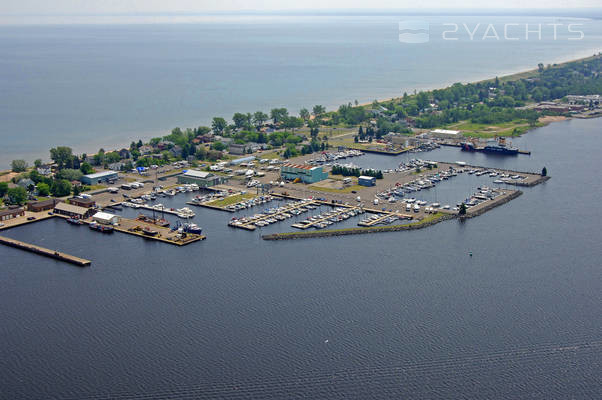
[92,212,119,225]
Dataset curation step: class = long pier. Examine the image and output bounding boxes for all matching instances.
[0,235,91,266]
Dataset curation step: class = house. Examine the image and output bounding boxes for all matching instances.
[108,162,126,171]
[229,143,250,155]
[0,207,25,221]
[139,145,154,155]
[27,199,59,212]
[118,148,131,159]
[36,164,53,176]
[18,178,35,189]
[157,140,174,150]
[169,145,183,158]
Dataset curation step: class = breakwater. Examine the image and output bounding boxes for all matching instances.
[262,213,455,240]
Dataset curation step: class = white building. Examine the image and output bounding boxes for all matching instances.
[429,129,460,138]
[92,212,120,225]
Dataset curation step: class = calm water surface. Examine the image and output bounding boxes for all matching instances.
[1,15,602,167]
[1,118,600,399]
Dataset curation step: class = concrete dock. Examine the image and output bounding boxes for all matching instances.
[0,235,91,266]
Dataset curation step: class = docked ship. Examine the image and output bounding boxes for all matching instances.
[482,137,519,155]
[89,222,114,233]
[461,137,519,155]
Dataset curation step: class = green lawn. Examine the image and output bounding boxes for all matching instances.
[205,193,255,207]
[445,119,540,138]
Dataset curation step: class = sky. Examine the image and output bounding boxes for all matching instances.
[1,0,599,16]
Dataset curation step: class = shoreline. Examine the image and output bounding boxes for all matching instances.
[2,52,601,170]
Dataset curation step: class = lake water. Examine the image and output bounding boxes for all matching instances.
[1,117,600,399]
[1,14,602,167]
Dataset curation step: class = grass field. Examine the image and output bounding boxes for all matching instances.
[444,119,541,138]
[205,193,255,207]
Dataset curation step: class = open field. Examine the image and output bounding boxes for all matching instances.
[205,193,255,207]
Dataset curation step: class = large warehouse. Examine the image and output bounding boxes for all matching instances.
[177,170,226,188]
[81,171,118,185]
[280,164,329,184]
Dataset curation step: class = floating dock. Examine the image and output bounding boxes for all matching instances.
[0,235,91,266]
[230,200,319,231]
[291,206,363,229]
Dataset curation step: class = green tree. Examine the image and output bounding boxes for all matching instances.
[253,111,269,128]
[459,203,467,215]
[11,159,28,172]
[232,113,251,129]
[270,108,289,124]
[73,185,82,196]
[56,169,83,182]
[299,108,310,121]
[7,187,28,205]
[49,146,73,169]
[34,159,43,168]
[312,105,326,117]
[195,146,207,160]
[50,179,72,197]
[36,182,50,196]
[80,162,94,175]
[0,182,8,197]
[541,167,547,176]
[212,117,227,134]
[211,141,226,151]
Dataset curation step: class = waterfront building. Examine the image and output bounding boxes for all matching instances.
[69,197,96,208]
[0,207,25,222]
[358,176,376,186]
[27,199,59,212]
[280,164,329,184]
[54,202,94,219]
[81,171,118,185]
[177,170,227,188]
[92,212,119,225]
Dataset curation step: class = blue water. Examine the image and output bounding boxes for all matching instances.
[1,15,602,167]
[1,117,600,399]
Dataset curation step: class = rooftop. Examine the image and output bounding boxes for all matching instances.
[54,202,89,215]
[84,171,118,179]
[183,170,213,179]
[282,163,319,170]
